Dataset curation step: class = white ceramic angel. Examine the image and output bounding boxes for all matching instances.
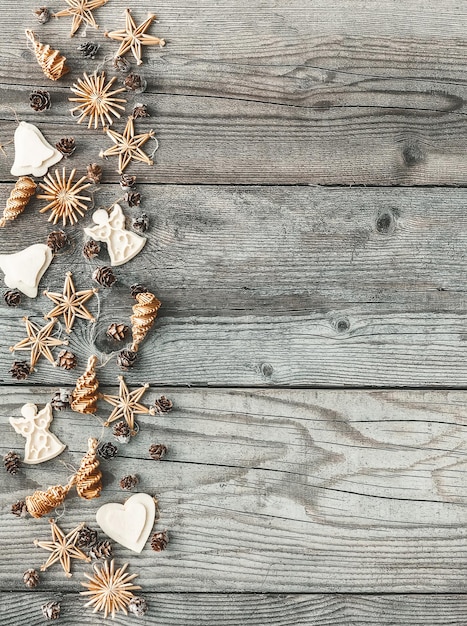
[9,403,66,464]
[11,121,63,177]
[84,204,146,266]
[0,243,53,297]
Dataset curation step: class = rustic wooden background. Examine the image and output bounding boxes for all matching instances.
[1,0,467,624]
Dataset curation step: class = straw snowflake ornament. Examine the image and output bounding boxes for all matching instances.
[69,72,127,129]
[10,317,67,370]
[34,519,90,578]
[101,116,155,173]
[105,9,166,65]
[54,0,109,37]
[44,271,97,334]
[81,560,141,619]
[37,168,92,226]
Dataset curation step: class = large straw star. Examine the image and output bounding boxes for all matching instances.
[34,519,91,578]
[44,271,98,334]
[105,8,165,65]
[101,116,155,174]
[10,317,67,370]
[54,0,109,37]
[101,375,154,433]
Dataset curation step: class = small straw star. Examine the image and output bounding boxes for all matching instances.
[54,0,109,37]
[34,519,91,578]
[44,271,98,334]
[101,116,155,174]
[81,560,141,619]
[69,72,127,129]
[37,168,93,226]
[101,375,154,433]
[10,317,67,370]
[105,8,165,65]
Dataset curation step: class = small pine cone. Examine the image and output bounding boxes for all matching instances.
[149,443,167,460]
[87,163,102,184]
[132,213,149,233]
[51,388,70,411]
[11,499,28,517]
[120,173,136,190]
[34,6,51,24]
[113,55,131,73]
[4,289,21,307]
[83,239,100,259]
[9,361,30,380]
[41,601,61,621]
[119,474,139,491]
[125,191,141,207]
[116,349,137,371]
[78,41,100,59]
[97,441,118,460]
[124,73,146,93]
[128,596,148,617]
[132,103,149,119]
[153,396,173,414]
[76,525,98,549]
[55,136,76,158]
[29,89,51,112]
[130,283,148,299]
[4,451,20,475]
[112,420,131,443]
[46,229,68,254]
[55,349,77,370]
[106,322,129,342]
[23,568,40,588]
[93,266,116,288]
[89,539,113,560]
[151,530,168,552]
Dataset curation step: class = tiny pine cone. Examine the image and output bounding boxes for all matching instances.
[76,525,98,549]
[29,89,51,111]
[11,499,28,517]
[78,42,100,59]
[4,451,20,475]
[41,601,61,621]
[55,349,77,370]
[93,266,116,288]
[55,136,76,157]
[23,568,40,588]
[83,239,100,259]
[9,360,30,380]
[4,289,21,307]
[34,7,51,23]
[132,104,149,119]
[113,55,131,73]
[151,530,169,552]
[50,388,70,411]
[46,230,68,254]
[86,163,102,184]
[149,443,167,460]
[153,395,173,413]
[119,474,139,490]
[128,596,148,616]
[97,441,118,460]
[112,420,131,443]
[120,173,136,190]
[89,539,113,560]
[130,283,148,299]
[125,191,141,207]
[132,213,149,233]
[106,322,128,342]
[116,349,137,370]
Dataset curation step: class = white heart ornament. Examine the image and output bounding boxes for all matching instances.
[96,493,155,553]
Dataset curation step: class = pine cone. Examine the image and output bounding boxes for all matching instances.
[23,568,40,588]
[55,136,76,157]
[83,239,100,259]
[78,41,100,59]
[97,442,118,460]
[41,601,61,621]
[132,213,149,233]
[119,474,139,491]
[86,163,102,184]
[153,395,173,413]
[112,420,131,443]
[9,360,30,380]
[34,6,51,24]
[51,388,70,411]
[132,103,149,119]
[124,73,146,92]
[130,283,148,299]
[46,229,68,253]
[93,266,116,288]
[76,525,98,549]
[151,530,168,552]
[11,499,28,517]
[55,349,77,370]
[89,539,113,560]
[128,597,148,617]
[149,443,167,460]
[4,289,21,307]
[120,174,136,190]
[125,191,141,207]
[113,55,131,73]
[29,89,51,112]
[116,349,137,370]
[4,451,20,475]
[106,322,129,342]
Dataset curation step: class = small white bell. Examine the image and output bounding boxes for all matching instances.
[11,121,63,177]
[0,243,53,297]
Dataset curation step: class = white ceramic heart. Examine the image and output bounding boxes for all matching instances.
[95,493,155,553]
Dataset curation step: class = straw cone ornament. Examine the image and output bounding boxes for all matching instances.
[25,475,76,518]
[75,438,102,499]
[70,355,99,414]
[25,30,69,81]
[130,292,161,352]
[0,177,37,227]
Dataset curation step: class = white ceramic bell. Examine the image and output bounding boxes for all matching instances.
[11,121,63,177]
[0,243,53,297]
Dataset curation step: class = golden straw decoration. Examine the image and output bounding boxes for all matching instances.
[70,355,99,414]
[25,477,76,518]
[75,437,102,499]
[0,177,36,227]
[25,30,69,81]
[130,292,161,352]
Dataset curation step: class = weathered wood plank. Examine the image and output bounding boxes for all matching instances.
[2,387,467,593]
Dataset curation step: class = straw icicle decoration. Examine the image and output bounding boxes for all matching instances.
[25,30,69,81]
[70,355,99,414]
[75,437,102,499]
[130,292,161,352]
[0,177,37,227]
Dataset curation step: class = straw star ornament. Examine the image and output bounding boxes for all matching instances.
[10,317,67,370]
[34,519,90,578]
[101,375,154,433]
[101,116,155,174]
[105,8,166,65]
[37,168,92,226]
[44,271,98,334]
[81,560,141,618]
[54,0,109,37]
[69,72,127,129]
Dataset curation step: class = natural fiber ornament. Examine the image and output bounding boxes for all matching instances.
[70,355,99,414]
[10,317,67,370]
[101,116,155,174]
[105,9,166,65]
[54,0,108,37]
[44,271,97,334]
[10,403,66,464]
[75,438,102,500]
[101,375,154,433]
[81,559,141,619]
[0,177,37,228]
[25,30,69,81]
[26,476,76,518]
[130,291,161,352]
[34,519,90,577]
[37,167,92,226]
[69,72,127,129]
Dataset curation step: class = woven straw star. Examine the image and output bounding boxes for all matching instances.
[101,116,155,174]
[34,519,91,578]
[54,0,108,37]
[37,168,92,226]
[101,375,154,433]
[105,8,165,65]
[10,317,67,370]
[69,72,127,129]
[81,560,141,619]
[44,271,98,334]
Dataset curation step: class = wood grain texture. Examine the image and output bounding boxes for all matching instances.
[2,387,467,593]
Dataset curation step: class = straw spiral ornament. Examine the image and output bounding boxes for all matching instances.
[75,438,102,500]
[25,30,69,81]
[70,355,99,414]
[0,177,37,227]
[25,477,76,518]
[130,292,161,352]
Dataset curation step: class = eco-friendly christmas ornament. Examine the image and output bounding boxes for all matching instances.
[34,519,90,577]
[81,559,141,619]
[70,355,99,414]
[26,479,76,518]
[9,403,66,464]
[25,30,69,81]
[44,271,97,334]
[10,317,67,370]
[37,167,92,226]
[54,0,108,37]
[10,121,63,177]
[0,177,37,227]
[130,291,161,352]
[105,9,166,65]
[95,493,156,553]
[69,72,127,129]
[101,375,154,433]
[0,243,53,297]
[101,116,155,173]
[75,437,102,500]
[84,205,146,266]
